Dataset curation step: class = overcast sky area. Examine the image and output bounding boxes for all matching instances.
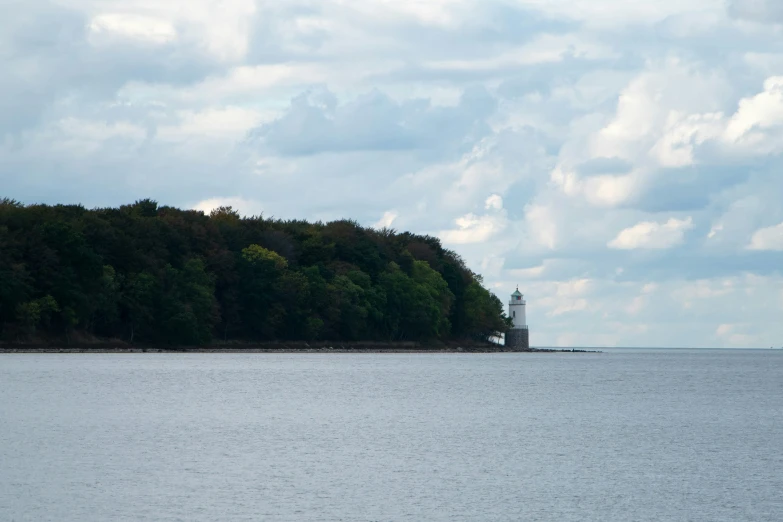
[3,0,783,347]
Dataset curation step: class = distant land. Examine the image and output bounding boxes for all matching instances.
[0,198,514,350]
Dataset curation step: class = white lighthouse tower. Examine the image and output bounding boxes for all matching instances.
[506,286,530,350]
[509,287,526,328]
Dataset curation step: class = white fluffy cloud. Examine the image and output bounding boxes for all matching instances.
[608,217,695,250]
[89,14,178,45]
[724,76,783,154]
[748,222,783,251]
[440,195,508,244]
[2,0,783,347]
[372,211,399,229]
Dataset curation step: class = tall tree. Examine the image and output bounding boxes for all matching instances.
[0,201,510,345]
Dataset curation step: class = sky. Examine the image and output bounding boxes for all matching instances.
[2,0,783,348]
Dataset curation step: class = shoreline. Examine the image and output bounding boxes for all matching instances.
[0,339,600,354]
[0,346,600,354]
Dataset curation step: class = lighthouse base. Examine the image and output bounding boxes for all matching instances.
[505,328,530,351]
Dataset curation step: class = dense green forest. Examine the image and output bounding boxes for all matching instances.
[0,199,510,346]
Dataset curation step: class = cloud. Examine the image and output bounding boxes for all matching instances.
[708,224,723,238]
[575,157,633,176]
[748,222,783,251]
[440,195,508,244]
[723,76,783,154]
[608,217,695,250]
[715,323,760,348]
[192,197,264,217]
[547,278,592,316]
[372,211,399,229]
[508,263,547,279]
[423,33,618,72]
[157,107,265,141]
[672,278,735,304]
[728,0,783,23]
[440,213,505,244]
[0,1,227,136]
[250,86,496,156]
[485,194,504,210]
[89,14,178,45]
[523,204,559,250]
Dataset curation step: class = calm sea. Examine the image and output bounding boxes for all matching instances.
[1,349,781,521]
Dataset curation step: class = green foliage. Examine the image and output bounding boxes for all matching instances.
[0,201,509,345]
[462,281,509,341]
[411,260,454,336]
[125,199,159,218]
[210,206,241,225]
[241,244,288,270]
[15,295,60,337]
[159,259,219,345]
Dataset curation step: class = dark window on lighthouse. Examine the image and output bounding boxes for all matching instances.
[513,311,516,318]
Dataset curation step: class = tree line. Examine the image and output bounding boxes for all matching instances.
[0,198,510,346]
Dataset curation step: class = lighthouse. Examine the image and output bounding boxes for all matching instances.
[509,287,526,328]
[505,287,530,350]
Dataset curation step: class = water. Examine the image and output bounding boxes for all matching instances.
[1,350,781,521]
